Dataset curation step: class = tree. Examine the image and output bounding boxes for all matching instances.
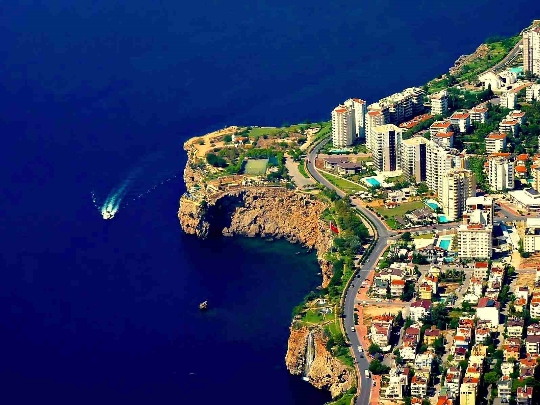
[404,397,412,405]
[369,359,390,375]
[401,232,413,242]
[206,153,227,167]
[369,343,382,355]
[433,337,446,355]
[484,371,499,386]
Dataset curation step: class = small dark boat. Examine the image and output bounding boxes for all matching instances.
[199,301,208,310]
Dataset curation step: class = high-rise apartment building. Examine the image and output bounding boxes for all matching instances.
[344,98,367,140]
[526,84,540,102]
[488,156,514,191]
[426,142,466,197]
[523,26,540,76]
[441,169,476,221]
[458,224,493,259]
[371,124,402,171]
[485,133,507,154]
[331,105,354,147]
[367,87,424,126]
[365,110,386,151]
[401,137,428,182]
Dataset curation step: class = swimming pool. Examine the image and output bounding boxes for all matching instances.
[365,177,381,187]
[438,215,449,223]
[439,239,451,250]
[425,199,440,211]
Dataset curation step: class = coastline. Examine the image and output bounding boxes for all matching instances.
[178,131,356,399]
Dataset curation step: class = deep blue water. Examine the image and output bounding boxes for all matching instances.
[1,0,539,403]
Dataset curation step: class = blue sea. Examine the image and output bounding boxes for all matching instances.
[1,1,539,403]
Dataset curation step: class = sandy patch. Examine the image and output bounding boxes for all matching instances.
[519,253,540,269]
[513,272,536,289]
[414,238,435,249]
[363,305,405,329]
[186,126,238,158]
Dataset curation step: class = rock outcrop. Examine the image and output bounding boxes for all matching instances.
[285,326,355,398]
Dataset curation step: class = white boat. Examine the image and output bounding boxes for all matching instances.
[102,210,115,220]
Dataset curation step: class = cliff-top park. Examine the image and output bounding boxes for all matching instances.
[179,20,540,405]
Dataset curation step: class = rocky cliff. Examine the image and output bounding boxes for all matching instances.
[178,135,354,398]
[286,326,355,398]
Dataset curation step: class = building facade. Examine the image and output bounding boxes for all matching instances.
[371,124,403,171]
[441,169,476,221]
[523,26,540,76]
[488,156,514,191]
[331,105,354,147]
[401,137,428,182]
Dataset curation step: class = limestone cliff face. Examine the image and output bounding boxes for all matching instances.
[179,187,334,286]
[285,326,355,398]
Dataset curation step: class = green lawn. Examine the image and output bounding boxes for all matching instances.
[302,309,325,324]
[414,233,435,239]
[374,200,425,219]
[321,172,365,194]
[298,163,309,178]
[329,394,354,405]
[247,127,283,138]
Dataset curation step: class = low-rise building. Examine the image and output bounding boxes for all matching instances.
[476,297,500,329]
[500,92,517,109]
[424,326,441,346]
[473,262,489,279]
[371,322,392,348]
[470,106,488,124]
[499,119,519,135]
[507,318,525,338]
[383,367,410,400]
[486,132,507,154]
[411,371,430,398]
[450,111,471,133]
[418,283,433,300]
[391,279,406,298]
[444,367,462,399]
[460,379,478,405]
[415,352,435,371]
[433,131,455,148]
[525,335,540,356]
[409,299,432,322]
[430,120,453,136]
[475,327,491,344]
[498,376,512,403]
[501,361,514,377]
[517,386,533,405]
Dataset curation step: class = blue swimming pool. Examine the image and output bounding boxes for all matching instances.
[439,239,451,250]
[438,215,449,223]
[365,177,381,187]
[425,199,440,211]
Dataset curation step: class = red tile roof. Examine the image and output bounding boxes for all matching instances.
[516,166,528,173]
[487,133,507,140]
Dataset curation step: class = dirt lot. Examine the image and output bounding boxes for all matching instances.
[186,126,238,158]
[520,253,540,269]
[513,272,536,290]
[439,282,461,295]
[363,305,405,329]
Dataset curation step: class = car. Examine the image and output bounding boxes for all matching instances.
[351,326,355,332]
[357,345,363,352]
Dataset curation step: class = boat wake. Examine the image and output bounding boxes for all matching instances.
[91,147,184,220]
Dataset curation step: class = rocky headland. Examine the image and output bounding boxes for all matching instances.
[178,132,354,398]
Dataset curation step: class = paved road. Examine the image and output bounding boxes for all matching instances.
[307,139,396,405]
[284,157,315,188]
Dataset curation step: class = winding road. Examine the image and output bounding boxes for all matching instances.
[307,139,396,405]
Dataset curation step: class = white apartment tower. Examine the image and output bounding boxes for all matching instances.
[523,26,540,76]
[441,169,476,221]
[488,156,514,191]
[458,223,493,259]
[426,142,465,197]
[401,137,428,182]
[430,90,448,116]
[331,105,354,147]
[371,124,402,172]
[526,84,540,102]
[344,98,367,140]
[500,92,517,109]
[365,110,386,151]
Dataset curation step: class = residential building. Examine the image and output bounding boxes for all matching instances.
[517,386,534,405]
[500,92,517,109]
[508,187,540,212]
[371,124,402,171]
[433,131,455,148]
[469,106,488,124]
[523,26,540,75]
[409,299,432,322]
[531,294,540,319]
[425,142,465,197]
[418,282,433,300]
[331,105,354,147]
[400,327,420,361]
[501,362,514,377]
[430,90,448,116]
[430,120,453,136]
[473,261,489,279]
[344,98,367,140]
[424,326,441,346]
[370,322,392,348]
[498,376,512,403]
[383,367,409,400]
[476,297,500,329]
[485,133,507,154]
[507,318,525,338]
[391,279,406,298]
[323,156,350,170]
[415,352,435,371]
[411,371,430,398]
[336,162,362,175]
[522,218,540,253]
[441,169,476,221]
[475,327,490,344]
[401,137,428,182]
[367,87,425,126]
[460,381,478,405]
[365,110,385,151]
[525,335,540,355]
[488,155,514,191]
[499,119,519,135]
[458,224,493,259]
[444,367,462,399]
[526,83,540,102]
[463,198,494,227]
[450,111,470,133]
